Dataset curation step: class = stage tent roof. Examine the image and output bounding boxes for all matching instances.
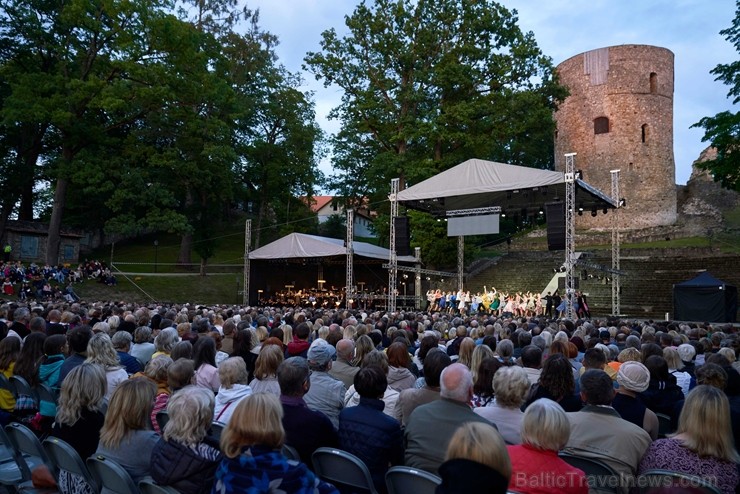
[249,232,418,263]
[396,158,617,216]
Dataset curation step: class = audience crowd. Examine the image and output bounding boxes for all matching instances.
[0,298,738,494]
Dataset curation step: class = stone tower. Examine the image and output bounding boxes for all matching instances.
[554,44,677,230]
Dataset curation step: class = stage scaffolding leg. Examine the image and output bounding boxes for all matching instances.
[415,247,422,310]
[611,170,621,316]
[388,178,399,312]
[243,219,251,306]
[346,209,354,310]
[564,153,577,320]
[457,236,464,291]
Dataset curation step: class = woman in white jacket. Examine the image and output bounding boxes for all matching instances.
[214,357,252,424]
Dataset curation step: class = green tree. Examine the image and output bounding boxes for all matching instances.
[692,1,740,192]
[303,0,566,266]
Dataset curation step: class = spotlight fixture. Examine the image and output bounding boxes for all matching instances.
[553,268,559,273]
[618,198,627,208]
[538,209,544,215]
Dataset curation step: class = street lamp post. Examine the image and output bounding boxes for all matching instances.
[154,240,159,273]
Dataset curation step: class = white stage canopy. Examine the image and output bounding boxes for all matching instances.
[249,232,418,263]
[396,158,616,215]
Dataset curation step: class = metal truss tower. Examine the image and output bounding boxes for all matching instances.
[611,170,621,316]
[388,178,399,312]
[346,209,354,309]
[564,153,577,320]
[243,219,251,306]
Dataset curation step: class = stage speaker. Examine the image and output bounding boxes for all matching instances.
[394,216,411,256]
[546,202,565,251]
[557,277,579,290]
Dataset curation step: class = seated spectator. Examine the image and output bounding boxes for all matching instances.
[38,334,67,428]
[151,358,193,433]
[131,326,156,366]
[612,361,659,440]
[111,331,142,375]
[638,385,739,494]
[278,357,338,466]
[641,355,684,422]
[170,341,193,361]
[676,343,696,378]
[96,378,159,483]
[304,338,345,429]
[338,366,403,493]
[285,322,311,358]
[436,422,511,494]
[386,341,416,392]
[152,327,179,359]
[471,357,501,408]
[193,337,220,394]
[663,346,691,396]
[51,363,107,494]
[563,370,651,493]
[345,350,400,420]
[475,365,529,445]
[507,399,588,494]
[151,386,223,494]
[85,332,128,401]
[405,363,496,474]
[397,349,451,426]
[328,339,359,388]
[579,347,616,381]
[214,357,252,424]
[520,345,543,385]
[58,325,93,384]
[214,393,338,494]
[249,345,283,397]
[695,362,740,452]
[525,353,582,412]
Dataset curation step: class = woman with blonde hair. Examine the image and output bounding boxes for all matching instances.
[151,386,223,494]
[86,332,128,400]
[249,345,283,397]
[456,337,476,369]
[96,378,159,483]
[352,334,374,366]
[663,346,691,396]
[51,363,107,494]
[213,393,338,494]
[470,344,494,384]
[0,337,20,416]
[436,422,511,494]
[638,385,739,494]
[281,325,294,348]
[507,399,587,494]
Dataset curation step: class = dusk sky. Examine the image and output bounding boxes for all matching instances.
[249,0,738,186]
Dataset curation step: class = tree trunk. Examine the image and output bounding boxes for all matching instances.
[178,233,193,266]
[46,176,68,265]
[199,257,207,276]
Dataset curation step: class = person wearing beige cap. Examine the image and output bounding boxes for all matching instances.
[612,361,659,439]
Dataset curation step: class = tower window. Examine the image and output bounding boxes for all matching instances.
[650,72,657,93]
[641,124,649,143]
[594,117,609,135]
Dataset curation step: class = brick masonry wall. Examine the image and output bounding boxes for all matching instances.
[554,45,678,231]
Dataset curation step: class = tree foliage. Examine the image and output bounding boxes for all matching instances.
[692,1,740,192]
[0,0,324,267]
[304,0,567,267]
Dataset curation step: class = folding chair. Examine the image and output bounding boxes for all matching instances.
[10,376,36,402]
[655,413,673,439]
[312,447,378,494]
[138,479,181,494]
[209,422,225,442]
[155,411,169,433]
[638,469,722,494]
[281,444,301,462]
[86,455,139,494]
[4,423,57,493]
[385,466,441,494]
[42,437,98,493]
[35,385,58,406]
[558,452,619,494]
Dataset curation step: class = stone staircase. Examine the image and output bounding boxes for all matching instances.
[465,248,740,320]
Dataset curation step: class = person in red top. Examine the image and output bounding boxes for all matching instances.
[507,398,588,494]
